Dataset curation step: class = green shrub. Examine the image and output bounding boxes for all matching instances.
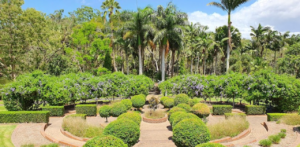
[42,106,64,116]
[169,111,187,125]
[278,132,286,138]
[40,144,59,147]
[118,112,141,126]
[173,118,210,147]
[177,103,191,111]
[245,105,266,115]
[191,103,210,118]
[196,143,225,147]
[212,105,232,115]
[267,113,290,121]
[65,114,87,119]
[163,98,174,108]
[110,103,127,117]
[99,105,111,122]
[188,99,199,107]
[268,135,281,144]
[259,139,272,147]
[172,112,203,127]
[174,94,189,106]
[160,96,169,104]
[121,99,132,110]
[0,111,49,123]
[21,144,34,147]
[281,129,286,133]
[83,135,128,147]
[103,119,140,146]
[139,94,146,100]
[131,95,145,109]
[76,104,97,116]
[225,113,246,119]
[168,107,186,120]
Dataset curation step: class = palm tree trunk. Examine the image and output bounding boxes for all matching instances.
[214,52,218,74]
[203,57,206,75]
[227,13,231,74]
[112,48,118,72]
[196,54,199,74]
[162,46,166,81]
[171,49,175,77]
[126,53,129,75]
[190,56,193,74]
[138,45,143,75]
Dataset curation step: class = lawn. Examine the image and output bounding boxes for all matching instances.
[0,101,7,111]
[0,100,3,105]
[0,125,17,147]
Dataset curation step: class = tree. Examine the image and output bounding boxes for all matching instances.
[250,24,270,58]
[208,0,250,73]
[104,51,113,71]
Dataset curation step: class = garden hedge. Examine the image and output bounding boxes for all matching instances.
[177,103,191,111]
[42,106,64,116]
[75,104,97,116]
[245,105,266,115]
[196,143,225,147]
[160,96,169,104]
[174,94,189,106]
[169,111,187,125]
[267,113,292,121]
[173,118,210,147]
[212,105,233,115]
[110,103,127,117]
[225,113,246,119]
[191,103,210,118]
[65,114,87,119]
[99,105,111,121]
[131,95,146,109]
[172,112,203,127]
[168,107,186,120]
[188,99,199,107]
[103,119,140,146]
[83,135,128,147]
[0,111,49,123]
[118,112,142,125]
[163,98,174,108]
[121,99,132,110]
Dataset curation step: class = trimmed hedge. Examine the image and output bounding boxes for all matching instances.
[196,143,225,147]
[160,96,169,104]
[191,103,210,118]
[188,99,199,107]
[42,106,64,116]
[110,103,127,117]
[168,107,186,120]
[0,111,49,123]
[174,94,189,106]
[118,112,142,125]
[267,113,292,121]
[172,112,203,127]
[163,98,174,108]
[177,103,191,111]
[225,113,246,119]
[121,99,132,110]
[99,105,111,121]
[169,111,187,125]
[245,105,266,115]
[103,119,140,146]
[75,104,97,116]
[65,114,87,119]
[131,95,146,109]
[212,105,232,115]
[173,118,210,147]
[83,135,128,147]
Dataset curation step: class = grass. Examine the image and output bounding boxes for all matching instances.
[144,110,165,119]
[208,117,249,140]
[62,117,104,138]
[22,143,59,147]
[0,100,3,105]
[0,125,17,147]
[280,113,300,125]
[0,106,7,111]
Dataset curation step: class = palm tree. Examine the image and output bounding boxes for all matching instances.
[208,0,250,73]
[250,24,270,58]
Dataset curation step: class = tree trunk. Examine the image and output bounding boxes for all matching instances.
[112,49,117,72]
[126,53,129,75]
[214,52,218,75]
[171,49,175,77]
[162,45,166,81]
[203,57,206,75]
[227,13,232,74]
[138,45,143,75]
[196,54,200,74]
[190,56,193,74]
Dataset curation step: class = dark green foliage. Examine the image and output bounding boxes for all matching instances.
[173,118,210,147]
[245,105,266,115]
[149,97,159,111]
[259,139,272,147]
[97,67,111,76]
[212,105,233,115]
[174,94,189,106]
[188,99,199,107]
[99,105,111,121]
[163,98,174,108]
[110,103,127,117]
[0,111,49,123]
[191,103,210,118]
[42,106,64,116]
[268,135,281,144]
[267,113,291,121]
[103,51,112,71]
[118,112,142,125]
[131,95,145,109]
[103,119,140,146]
[196,143,225,147]
[83,135,128,147]
[48,54,68,76]
[177,103,191,111]
[225,113,246,119]
[168,107,186,120]
[172,112,203,127]
[179,58,186,75]
[65,114,87,119]
[76,104,97,116]
[121,99,132,110]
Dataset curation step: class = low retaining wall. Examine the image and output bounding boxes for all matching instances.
[143,115,167,123]
[60,128,90,142]
[210,128,251,143]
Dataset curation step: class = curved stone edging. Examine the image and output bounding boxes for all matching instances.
[210,128,251,143]
[60,127,90,142]
[143,114,167,123]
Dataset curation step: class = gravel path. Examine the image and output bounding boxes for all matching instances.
[11,123,52,147]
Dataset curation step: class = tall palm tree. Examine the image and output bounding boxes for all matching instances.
[250,24,270,58]
[208,0,250,73]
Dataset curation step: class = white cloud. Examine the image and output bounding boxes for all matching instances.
[188,0,300,39]
[81,0,90,5]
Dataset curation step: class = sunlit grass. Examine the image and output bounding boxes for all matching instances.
[0,106,7,111]
[0,125,17,147]
[280,113,300,125]
[144,110,165,119]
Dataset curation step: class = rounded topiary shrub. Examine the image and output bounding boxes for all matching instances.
[195,143,225,147]
[173,118,210,147]
[177,103,191,111]
[139,94,146,100]
[174,94,189,106]
[103,119,140,146]
[83,135,128,147]
[191,103,210,118]
[110,102,127,117]
[168,107,186,120]
[121,99,132,110]
[163,98,174,108]
[169,111,187,125]
[189,99,199,107]
[131,95,146,109]
[99,105,111,122]
[118,112,141,126]
[160,96,169,104]
[172,112,203,127]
